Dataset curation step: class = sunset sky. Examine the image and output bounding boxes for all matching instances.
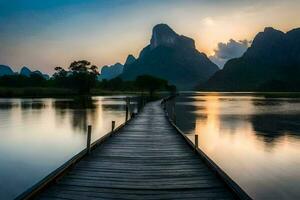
[1,0,300,74]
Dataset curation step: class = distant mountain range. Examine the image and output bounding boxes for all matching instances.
[98,63,123,80]
[0,65,14,76]
[98,55,136,80]
[0,65,49,79]
[201,27,300,91]
[120,24,219,90]
[2,25,299,91]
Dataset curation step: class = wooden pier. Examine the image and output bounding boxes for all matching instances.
[19,100,251,200]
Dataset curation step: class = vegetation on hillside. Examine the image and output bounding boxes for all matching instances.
[0,60,176,97]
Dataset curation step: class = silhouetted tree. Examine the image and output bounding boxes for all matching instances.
[54,67,67,77]
[68,60,99,94]
[0,74,47,87]
[135,75,168,96]
[29,73,46,86]
[166,84,177,94]
[52,60,99,94]
[53,66,68,86]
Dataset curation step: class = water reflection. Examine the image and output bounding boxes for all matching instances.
[0,96,131,199]
[53,98,98,131]
[0,102,18,109]
[102,104,126,111]
[172,93,300,199]
[251,114,300,142]
[53,97,97,109]
[21,101,47,109]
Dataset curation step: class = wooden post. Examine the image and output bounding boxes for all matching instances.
[172,101,176,124]
[128,98,131,119]
[125,97,129,122]
[87,125,92,154]
[142,96,145,107]
[111,121,115,132]
[138,96,142,113]
[137,97,139,113]
[195,134,199,151]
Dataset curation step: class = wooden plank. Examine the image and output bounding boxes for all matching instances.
[29,100,243,199]
[39,189,234,200]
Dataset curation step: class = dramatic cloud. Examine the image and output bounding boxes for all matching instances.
[209,39,250,68]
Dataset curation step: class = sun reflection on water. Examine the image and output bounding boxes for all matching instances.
[176,93,300,199]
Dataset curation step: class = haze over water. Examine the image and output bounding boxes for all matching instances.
[171,92,300,199]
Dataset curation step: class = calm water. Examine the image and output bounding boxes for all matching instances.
[170,92,300,199]
[0,96,136,199]
[1,94,300,199]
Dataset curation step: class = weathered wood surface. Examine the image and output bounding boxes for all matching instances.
[36,101,235,200]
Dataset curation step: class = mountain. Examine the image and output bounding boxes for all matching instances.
[98,55,137,80]
[0,65,50,79]
[20,66,50,79]
[20,66,32,77]
[0,65,14,76]
[124,55,136,65]
[32,70,50,80]
[120,24,219,90]
[202,27,300,91]
[98,63,124,80]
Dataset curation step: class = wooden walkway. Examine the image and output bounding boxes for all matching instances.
[36,101,237,200]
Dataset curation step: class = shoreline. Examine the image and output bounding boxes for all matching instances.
[0,87,300,98]
[0,87,146,98]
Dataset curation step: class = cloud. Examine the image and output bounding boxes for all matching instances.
[209,39,250,68]
[202,17,215,26]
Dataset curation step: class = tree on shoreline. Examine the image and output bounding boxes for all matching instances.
[53,60,99,94]
[0,62,176,96]
[135,75,175,96]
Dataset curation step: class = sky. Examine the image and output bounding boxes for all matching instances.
[0,0,300,74]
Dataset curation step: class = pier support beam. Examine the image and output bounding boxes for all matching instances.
[195,134,198,151]
[87,125,92,154]
[112,121,115,132]
[125,97,130,122]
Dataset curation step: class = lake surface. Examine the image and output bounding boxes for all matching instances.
[168,92,300,199]
[1,93,300,199]
[0,96,136,199]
